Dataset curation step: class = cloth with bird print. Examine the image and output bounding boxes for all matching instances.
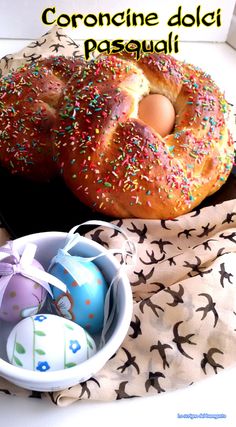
[49,198,236,405]
[1,198,236,406]
[0,25,236,407]
[0,25,86,77]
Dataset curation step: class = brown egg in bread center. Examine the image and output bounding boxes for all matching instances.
[52,52,234,219]
[138,93,176,137]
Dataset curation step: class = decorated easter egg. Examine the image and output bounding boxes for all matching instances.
[49,250,108,334]
[6,314,96,371]
[0,255,47,322]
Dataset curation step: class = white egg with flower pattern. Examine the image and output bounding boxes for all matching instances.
[6,314,96,372]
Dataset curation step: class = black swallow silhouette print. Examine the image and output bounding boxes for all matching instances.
[151,238,173,254]
[193,239,217,251]
[140,250,165,265]
[132,268,155,286]
[78,378,101,399]
[164,284,184,307]
[201,348,224,374]
[129,315,142,339]
[49,43,65,53]
[150,341,173,369]
[117,348,140,374]
[222,212,236,224]
[219,231,236,244]
[145,372,165,393]
[218,263,234,287]
[127,223,148,243]
[183,257,213,277]
[115,381,138,399]
[173,321,196,359]
[197,223,217,237]
[196,293,219,327]
[178,229,196,239]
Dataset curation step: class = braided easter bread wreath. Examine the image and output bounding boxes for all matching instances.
[0,55,85,181]
[53,53,234,219]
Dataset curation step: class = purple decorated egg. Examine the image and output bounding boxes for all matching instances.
[0,256,47,322]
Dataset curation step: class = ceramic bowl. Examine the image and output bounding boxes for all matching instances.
[0,232,133,392]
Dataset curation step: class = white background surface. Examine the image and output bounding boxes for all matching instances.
[0,38,235,426]
[0,367,236,426]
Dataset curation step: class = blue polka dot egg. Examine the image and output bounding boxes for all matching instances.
[48,249,108,334]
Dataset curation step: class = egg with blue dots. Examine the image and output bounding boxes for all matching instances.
[48,250,108,334]
[6,314,96,371]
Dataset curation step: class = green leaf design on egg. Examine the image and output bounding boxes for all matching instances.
[85,332,94,350]
[35,349,46,355]
[15,342,26,354]
[13,356,23,367]
[34,330,46,336]
[65,362,77,369]
[65,323,74,331]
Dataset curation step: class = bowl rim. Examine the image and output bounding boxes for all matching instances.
[0,231,133,388]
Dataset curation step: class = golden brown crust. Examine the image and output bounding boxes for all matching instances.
[0,56,85,181]
[53,53,234,218]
